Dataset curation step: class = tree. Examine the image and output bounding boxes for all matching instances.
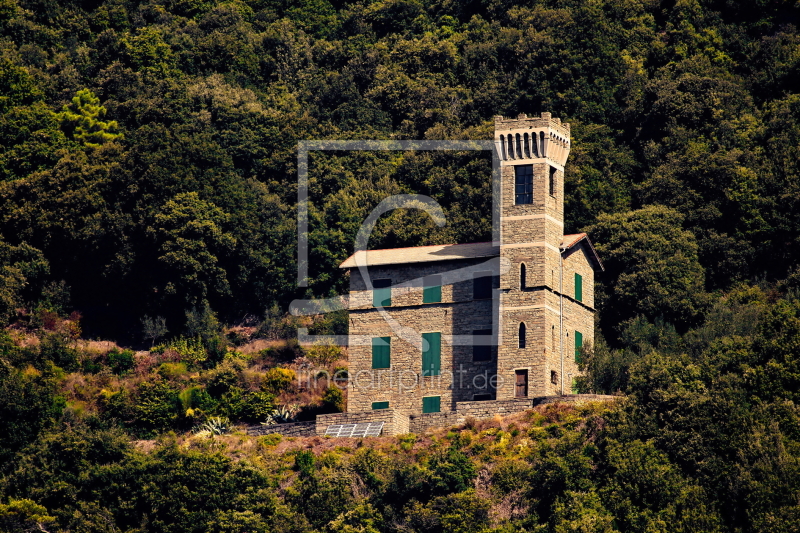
[55,89,122,148]
[0,499,55,533]
[141,315,168,347]
[0,357,64,463]
[586,206,708,338]
[0,238,48,323]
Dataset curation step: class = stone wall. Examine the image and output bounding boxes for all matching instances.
[533,394,619,406]
[409,398,537,432]
[408,396,616,434]
[348,259,499,414]
[246,396,619,438]
[247,421,316,438]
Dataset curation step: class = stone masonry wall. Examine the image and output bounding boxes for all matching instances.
[348,259,499,414]
[247,421,316,438]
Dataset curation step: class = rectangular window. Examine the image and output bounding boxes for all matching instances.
[473,393,492,401]
[422,275,442,303]
[372,278,392,307]
[473,271,492,300]
[372,401,389,410]
[575,331,583,363]
[372,336,391,369]
[575,273,583,302]
[549,166,556,196]
[421,332,441,376]
[422,396,441,413]
[472,329,492,361]
[515,165,533,204]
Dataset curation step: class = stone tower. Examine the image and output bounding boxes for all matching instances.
[494,112,574,399]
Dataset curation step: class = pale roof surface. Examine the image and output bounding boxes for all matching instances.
[339,242,497,268]
[339,234,604,270]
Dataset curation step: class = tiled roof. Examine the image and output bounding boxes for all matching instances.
[561,233,604,271]
[339,242,498,268]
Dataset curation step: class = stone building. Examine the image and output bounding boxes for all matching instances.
[337,112,604,429]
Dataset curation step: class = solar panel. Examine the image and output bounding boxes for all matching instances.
[325,421,384,437]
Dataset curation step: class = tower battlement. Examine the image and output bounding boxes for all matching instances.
[493,112,571,167]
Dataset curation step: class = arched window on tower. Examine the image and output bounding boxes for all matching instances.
[520,264,526,290]
[518,322,526,349]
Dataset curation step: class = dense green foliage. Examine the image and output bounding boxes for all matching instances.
[1,0,800,531]
[0,0,798,338]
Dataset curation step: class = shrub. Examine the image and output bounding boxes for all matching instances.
[179,385,217,413]
[241,391,276,423]
[153,337,206,366]
[205,366,239,398]
[99,388,131,422]
[217,387,276,423]
[321,386,344,412]
[107,348,134,375]
[259,433,282,447]
[39,331,78,371]
[257,340,303,363]
[157,362,188,380]
[132,380,179,434]
[261,367,295,394]
[306,344,343,367]
[428,446,477,496]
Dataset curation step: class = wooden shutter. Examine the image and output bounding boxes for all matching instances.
[422,332,441,376]
[422,396,440,413]
[574,331,583,363]
[373,279,392,307]
[372,337,391,369]
[423,275,442,303]
[574,273,583,302]
[372,401,389,410]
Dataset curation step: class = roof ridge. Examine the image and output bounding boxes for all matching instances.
[349,241,495,254]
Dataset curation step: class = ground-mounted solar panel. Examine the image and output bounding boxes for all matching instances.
[325,421,384,437]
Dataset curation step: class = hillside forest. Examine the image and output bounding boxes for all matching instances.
[2,0,800,532]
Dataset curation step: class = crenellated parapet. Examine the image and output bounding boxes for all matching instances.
[493,112,571,167]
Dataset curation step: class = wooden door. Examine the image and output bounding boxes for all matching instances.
[515,369,528,398]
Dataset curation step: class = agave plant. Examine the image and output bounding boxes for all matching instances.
[261,404,300,425]
[193,416,232,438]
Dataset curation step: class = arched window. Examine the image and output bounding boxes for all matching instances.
[518,322,526,349]
[515,134,522,159]
[520,263,526,290]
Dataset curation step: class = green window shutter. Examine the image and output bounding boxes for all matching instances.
[373,279,392,307]
[372,401,389,410]
[575,273,583,302]
[574,331,583,363]
[372,337,391,369]
[422,396,440,413]
[421,332,441,376]
[423,275,442,303]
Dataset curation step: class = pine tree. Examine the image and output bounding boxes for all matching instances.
[56,89,122,147]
